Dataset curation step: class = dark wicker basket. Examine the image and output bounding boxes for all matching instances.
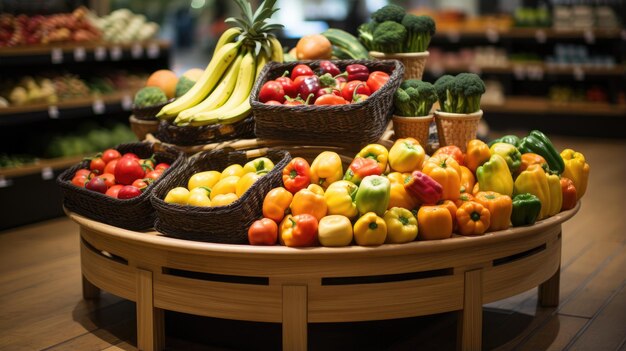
[132,98,175,120]
[56,142,185,231]
[155,115,256,146]
[150,147,291,244]
[250,59,404,147]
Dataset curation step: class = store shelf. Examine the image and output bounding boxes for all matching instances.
[0,155,84,180]
[482,96,626,116]
[0,91,134,127]
[434,27,625,42]
[426,62,625,77]
[0,40,170,66]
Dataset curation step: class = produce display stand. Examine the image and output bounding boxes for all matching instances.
[67,202,579,351]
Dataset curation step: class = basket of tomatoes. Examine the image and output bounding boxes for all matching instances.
[250,59,404,147]
[150,147,291,244]
[56,142,185,231]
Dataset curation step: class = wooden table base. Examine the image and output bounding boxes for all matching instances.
[70,203,578,351]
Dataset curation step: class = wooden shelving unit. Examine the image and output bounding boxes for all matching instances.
[434,27,624,41]
[0,155,85,179]
[427,62,625,76]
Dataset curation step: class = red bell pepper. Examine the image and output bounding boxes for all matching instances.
[291,64,314,80]
[297,75,321,101]
[314,94,348,105]
[343,157,381,185]
[282,157,311,193]
[404,170,443,205]
[345,64,369,82]
[314,87,341,100]
[341,81,371,102]
[366,71,390,93]
[319,60,341,76]
[560,177,577,211]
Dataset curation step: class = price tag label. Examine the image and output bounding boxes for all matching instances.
[95,46,107,61]
[110,46,123,61]
[41,167,54,180]
[584,29,595,44]
[486,28,499,43]
[535,30,547,43]
[121,94,133,110]
[573,66,585,81]
[513,65,526,80]
[73,47,86,61]
[51,48,63,64]
[0,176,13,188]
[131,43,143,58]
[48,105,60,119]
[146,42,160,58]
[92,99,106,114]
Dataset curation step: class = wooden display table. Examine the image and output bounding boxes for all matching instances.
[68,203,579,351]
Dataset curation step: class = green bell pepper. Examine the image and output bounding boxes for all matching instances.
[476,154,514,197]
[489,142,522,174]
[488,134,520,148]
[517,130,565,175]
[354,175,391,217]
[511,193,542,227]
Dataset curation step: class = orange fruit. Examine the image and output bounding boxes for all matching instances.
[145,69,178,99]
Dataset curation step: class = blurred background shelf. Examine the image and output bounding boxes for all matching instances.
[0,154,84,179]
[482,96,626,116]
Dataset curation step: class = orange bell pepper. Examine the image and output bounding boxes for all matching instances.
[432,145,464,166]
[456,201,491,236]
[474,191,512,232]
[262,187,293,223]
[437,199,458,231]
[279,214,318,247]
[387,172,419,210]
[454,192,475,208]
[421,154,461,201]
[459,165,475,194]
[465,139,491,173]
[560,177,577,211]
[290,185,327,221]
[516,153,548,177]
[417,204,453,240]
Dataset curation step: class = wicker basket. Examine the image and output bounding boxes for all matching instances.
[392,114,434,146]
[434,109,483,152]
[369,51,429,80]
[129,115,159,141]
[132,98,174,120]
[150,147,291,244]
[250,59,404,147]
[56,142,185,231]
[155,115,255,146]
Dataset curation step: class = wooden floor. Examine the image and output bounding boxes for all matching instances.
[1,134,625,351]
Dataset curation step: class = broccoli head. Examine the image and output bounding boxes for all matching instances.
[400,79,422,90]
[358,21,378,51]
[453,73,485,114]
[393,87,412,116]
[134,86,167,108]
[371,4,406,23]
[393,80,437,116]
[372,21,407,53]
[434,75,455,112]
[401,14,436,52]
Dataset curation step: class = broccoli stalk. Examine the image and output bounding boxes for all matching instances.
[393,81,437,117]
[372,21,406,53]
[434,75,455,113]
[393,88,412,116]
[453,73,486,114]
[358,21,378,51]
[401,14,436,52]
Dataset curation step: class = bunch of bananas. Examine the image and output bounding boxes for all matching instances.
[156,0,283,127]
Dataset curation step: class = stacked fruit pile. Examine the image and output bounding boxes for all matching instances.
[156,0,283,127]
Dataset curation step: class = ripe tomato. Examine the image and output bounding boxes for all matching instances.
[114,157,145,185]
[248,218,278,245]
[259,80,286,103]
[154,163,170,172]
[275,76,298,98]
[144,170,162,181]
[71,175,87,188]
[101,148,122,163]
[132,178,152,190]
[85,176,107,194]
[290,64,314,80]
[341,80,371,102]
[122,152,139,160]
[118,185,142,199]
[98,173,116,187]
[75,168,91,178]
[314,94,348,105]
[265,100,282,105]
[104,159,118,174]
[105,184,124,198]
[89,157,106,175]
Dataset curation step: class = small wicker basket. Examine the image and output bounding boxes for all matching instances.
[369,51,429,80]
[434,109,483,152]
[155,116,256,146]
[392,114,434,147]
[132,98,174,120]
[129,115,159,141]
[56,142,185,231]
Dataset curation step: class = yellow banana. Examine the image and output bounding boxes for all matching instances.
[157,41,242,119]
[174,50,245,125]
[214,27,242,53]
[268,36,284,63]
[190,50,256,126]
[255,49,269,78]
[218,99,252,125]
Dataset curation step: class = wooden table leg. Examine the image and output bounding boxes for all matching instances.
[137,269,165,351]
[82,275,100,300]
[282,285,308,351]
[458,269,482,351]
[539,266,560,307]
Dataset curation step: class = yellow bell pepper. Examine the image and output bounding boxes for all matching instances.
[465,139,491,173]
[187,187,211,207]
[324,180,359,220]
[291,186,327,221]
[546,172,562,217]
[383,207,418,243]
[220,164,245,179]
[560,148,589,200]
[210,175,240,200]
[476,154,514,197]
[356,143,389,174]
[417,204,453,240]
[474,191,512,231]
[514,164,550,220]
[387,172,419,211]
[421,154,461,201]
[318,215,353,247]
[388,138,425,172]
[235,172,261,197]
[243,157,274,174]
[459,165,475,194]
[211,193,238,207]
[310,151,343,189]
[188,170,221,191]
[353,212,387,246]
[164,186,190,205]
